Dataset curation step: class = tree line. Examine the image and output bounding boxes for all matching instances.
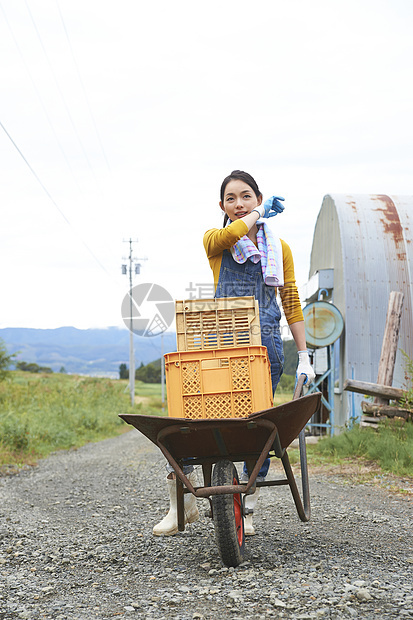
[119,361,161,383]
[119,343,299,388]
[16,361,54,374]
[0,339,66,378]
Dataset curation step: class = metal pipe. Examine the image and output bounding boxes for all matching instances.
[281,449,311,522]
[156,419,278,497]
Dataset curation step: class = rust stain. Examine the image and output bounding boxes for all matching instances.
[346,197,362,226]
[347,198,358,213]
[371,194,406,256]
[350,202,357,213]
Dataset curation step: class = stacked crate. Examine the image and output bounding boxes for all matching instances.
[165,297,273,419]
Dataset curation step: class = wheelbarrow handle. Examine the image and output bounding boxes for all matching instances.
[293,374,307,400]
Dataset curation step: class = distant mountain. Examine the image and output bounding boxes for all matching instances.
[0,327,177,377]
[1,327,298,379]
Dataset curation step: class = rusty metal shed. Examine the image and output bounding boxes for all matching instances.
[305,194,413,429]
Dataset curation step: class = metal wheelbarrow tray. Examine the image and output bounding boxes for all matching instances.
[119,377,321,566]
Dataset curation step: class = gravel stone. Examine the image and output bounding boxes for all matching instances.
[0,430,412,619]
[355,587,373,602]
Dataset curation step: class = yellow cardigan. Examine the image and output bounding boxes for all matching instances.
[203,219,304,326]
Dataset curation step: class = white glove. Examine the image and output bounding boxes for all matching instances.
[252,197,285,223]
[251,204,265,218]
[296,350,315,385]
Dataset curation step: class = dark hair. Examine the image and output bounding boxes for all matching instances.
[220,170,262,227]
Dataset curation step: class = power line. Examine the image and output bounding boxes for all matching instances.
[0,119,111,278]
[0,2,82,190]
[55,0,111,172]
[23,0,97,177]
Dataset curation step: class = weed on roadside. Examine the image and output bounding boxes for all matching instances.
[313,419,413,477]
[0,372,151,468]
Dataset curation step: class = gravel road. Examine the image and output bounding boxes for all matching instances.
[1,428,412,620]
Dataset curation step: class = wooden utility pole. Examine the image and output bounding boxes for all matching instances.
[344,291,406,425]
[374,291,404,404]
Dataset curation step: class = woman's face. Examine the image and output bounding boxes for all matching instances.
[220,179,262,221]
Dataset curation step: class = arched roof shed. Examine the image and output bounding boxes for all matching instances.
[308,194,412,427]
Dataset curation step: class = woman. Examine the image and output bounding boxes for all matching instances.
[203,169,314,534]
[153,169,314,537]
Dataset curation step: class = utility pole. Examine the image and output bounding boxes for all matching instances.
[161,332,165,412]
[122,238,145,407]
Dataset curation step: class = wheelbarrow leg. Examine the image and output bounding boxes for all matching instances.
[176,475,185,531]
[298,427,310,514]
[244,459,257,491]
[281,430,311,522]
[280,374,311,522]
[202,462,212,487]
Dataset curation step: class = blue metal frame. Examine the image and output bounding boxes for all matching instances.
[305,343,335,436]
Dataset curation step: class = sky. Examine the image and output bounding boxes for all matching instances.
[1,0,412,331]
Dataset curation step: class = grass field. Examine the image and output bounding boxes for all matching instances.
[1,372,411,479]
[0,371,293,469]
[0,372,145,467]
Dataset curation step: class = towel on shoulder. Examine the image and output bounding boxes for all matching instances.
[229,221,284,287]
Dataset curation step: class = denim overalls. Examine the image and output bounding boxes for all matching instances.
[168,247,284,478]
[215,249,284,478]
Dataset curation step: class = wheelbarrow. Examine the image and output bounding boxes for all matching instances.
[119,375,321,567]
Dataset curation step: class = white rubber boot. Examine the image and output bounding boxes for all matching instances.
[153,471,199,536]
[244,488,260,536]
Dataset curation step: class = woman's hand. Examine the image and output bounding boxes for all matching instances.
[263,196,285,218]
[288,322,315,385]
[296,350,316,385]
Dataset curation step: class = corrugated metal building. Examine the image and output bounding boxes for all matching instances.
[305,194,413,429]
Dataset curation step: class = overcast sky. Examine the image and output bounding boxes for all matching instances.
[1,0,412,331]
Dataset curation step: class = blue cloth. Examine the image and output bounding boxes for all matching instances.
[263,195,285,218]
[215,249,284,478]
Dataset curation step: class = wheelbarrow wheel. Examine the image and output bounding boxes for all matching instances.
[211,459,245,567]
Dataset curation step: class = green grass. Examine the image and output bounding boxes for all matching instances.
[273,392,293,406]
[0,371,289,471]
[3,371,411,479]
[0,372,164,468]
[131,380,167,415]
[133,382,165,398]
[311,420,413,477]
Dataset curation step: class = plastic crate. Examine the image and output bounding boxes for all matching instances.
[175,296,261,351]
[165,346,273,419]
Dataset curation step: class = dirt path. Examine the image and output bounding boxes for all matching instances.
[0,430,412,619]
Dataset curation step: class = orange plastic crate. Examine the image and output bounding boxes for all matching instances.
[175,297,261,351]
[165,346,273,419]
